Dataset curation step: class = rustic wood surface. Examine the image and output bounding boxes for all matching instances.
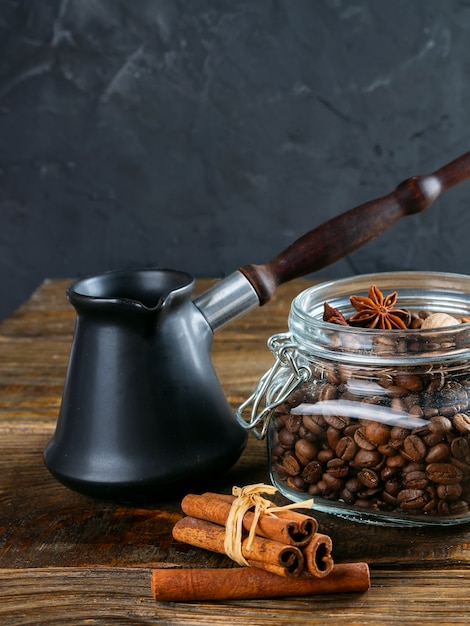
[2,277,470,624]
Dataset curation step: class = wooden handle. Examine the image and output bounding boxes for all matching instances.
[239,151,470,304]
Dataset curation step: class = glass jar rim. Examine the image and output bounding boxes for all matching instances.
[287,271,470,365]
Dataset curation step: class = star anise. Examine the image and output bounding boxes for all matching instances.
[349,284,410,330]
[323,302,349,326]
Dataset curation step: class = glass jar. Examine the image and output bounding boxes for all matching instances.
[237,271,470,526]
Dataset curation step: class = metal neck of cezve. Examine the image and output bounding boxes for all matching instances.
[192,270,261,332]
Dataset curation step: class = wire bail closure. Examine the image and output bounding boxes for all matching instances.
[235,333,312,439]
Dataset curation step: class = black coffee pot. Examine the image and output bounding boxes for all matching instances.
[44,152,470,502]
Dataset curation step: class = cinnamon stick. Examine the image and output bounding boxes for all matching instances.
[302,533,334,578]
[181,492,317,546]
[172,516,304,578]
[151,563,370,602]
[211,492,317,544]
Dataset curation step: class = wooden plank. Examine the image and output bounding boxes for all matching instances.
[0,430,266,569]
[2,425,470,570]
[1,567,470,625]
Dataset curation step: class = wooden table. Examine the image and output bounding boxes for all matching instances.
[2,277,470,624]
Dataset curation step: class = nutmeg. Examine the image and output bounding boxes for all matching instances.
[420,313,460,329]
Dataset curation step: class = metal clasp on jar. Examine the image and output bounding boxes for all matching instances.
[236,332,312,439]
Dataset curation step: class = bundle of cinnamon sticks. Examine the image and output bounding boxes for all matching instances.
[152,485,370,601]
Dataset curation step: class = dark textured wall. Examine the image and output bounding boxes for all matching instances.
[1,0,470,320]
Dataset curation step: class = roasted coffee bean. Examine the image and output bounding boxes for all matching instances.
[344,477,362,493]
[298,424,318,442]
[441,406,465,418]
[402,461,425,474]
[423,487,438,513]
[405,393,421,409]
[285,413,302,433]
[340,488,355,503]
[336,436,357,461]
[390,425,410,447]
[449,500,469,515]
[362,395,389,407]
[437,483,462,501]
[397,489,428,510]
[352,449,382,468]
[403,470,428,490]
[384,476,402,497]
[453,413,470,434]
[412,424,429,439]
[357,486,381,500]
[402,434,427,461]
[437,500,450,515]
[426,462,463,485]
[294,439,317,466]
[323,413,350,429]
[357,468,379,488]
[322,472,343,491]
[273,413,288,428]
[287,476,305,491]
[364,421,391,445]
[278,428,297,448]
[326,426,342,450]
[378,443,396,457]
[428,414,453,434]
[316,383,338,401]
[381,465,399,480]
[353,428,377,451]
[450,437,469,460]
[282,453,301,476]
[317,448,335,463]
[308,483,321,496]
[343,423,361,437]
[302,413,325,435]
[409,404,424,418]
[386,454,407,469]
[386,385,409,398]
[450,457,470,477]
[426,443,450,463]
[382,491,398,506]
[424,431,446,447]
[340,390,360,403]
[394,373,423,392]
[302,460,323,484]
[270,443,285,460]
[273,462,290,481]
[326,458,349,478]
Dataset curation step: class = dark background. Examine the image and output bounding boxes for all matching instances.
[1,0,470,320]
